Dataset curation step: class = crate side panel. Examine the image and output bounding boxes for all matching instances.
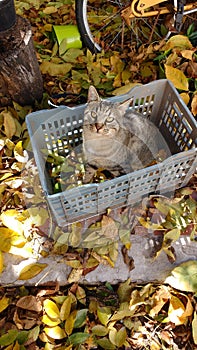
[98,177,130,211]
[60,185,98,222]
[157,149,197,192]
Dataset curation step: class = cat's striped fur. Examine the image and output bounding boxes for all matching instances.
[82,85,170,183]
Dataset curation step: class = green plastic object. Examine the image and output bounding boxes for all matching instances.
[53,25,82,50]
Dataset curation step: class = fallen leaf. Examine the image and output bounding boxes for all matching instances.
[191,92,197,116]
[18,263,48,280]
[44,326,66,339]
[16,296,42,312]
[164,65,189,91]
[43,299,60,320]
[0,295,10,313]
[165,260,197,292]
[192,312,197,345]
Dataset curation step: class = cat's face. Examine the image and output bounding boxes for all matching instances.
[83,86,131,138]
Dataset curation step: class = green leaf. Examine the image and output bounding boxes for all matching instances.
[165,260,197,292]
[97,306,112,326]
[112,327,127,347]
[74,309,88,328]
[91,325,109,336]
[67,332,90,346]
[16,330,29,345]
[0,330,18,346]
[96,337,116,349]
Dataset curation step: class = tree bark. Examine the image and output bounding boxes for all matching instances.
[0,15,43,106]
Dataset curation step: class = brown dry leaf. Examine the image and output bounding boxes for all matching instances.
[16,296,42,312]
[121,246,134,271]
[43,6,58,14]
[101,215,118,239]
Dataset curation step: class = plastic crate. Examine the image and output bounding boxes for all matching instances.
[26,80,197,227]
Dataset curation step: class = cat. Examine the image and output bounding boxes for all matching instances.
[82,85,170,183]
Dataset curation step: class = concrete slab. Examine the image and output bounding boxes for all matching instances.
[1,234,196,286]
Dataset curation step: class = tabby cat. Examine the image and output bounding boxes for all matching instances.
[82,85,170,183]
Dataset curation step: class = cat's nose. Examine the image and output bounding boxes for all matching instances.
[95,123,103,131]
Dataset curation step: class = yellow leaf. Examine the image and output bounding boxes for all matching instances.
[24,207,49,226]
[0,210,24,235]
[67,268,83,284]
[181,49,195,60]
[13,341,20,350]
[43,299,60,320]
[192,312,197,345]
[115,327,127,347]
[40,61,72,76]
[165,35,193,50]
[18,263,48,280]
[44,326,66,340]
[42,314,60,327]
[43,6,58,14]
[65,310,77,335]
[191,93,197,116]
[60,295,72,321]
[9,245,33,258]
[180,92,190,105]
[163,228,181,244]
[0,295,9,313]
[109,327,117,346]
[168,295,185,325]
[2,111,16,139]
[97,306,112,326]
[164,65,189,91]
[14,141,28,163]
[0,251,4,274]
[137,217,162,230]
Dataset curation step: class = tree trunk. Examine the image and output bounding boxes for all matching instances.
[0,15,43,106]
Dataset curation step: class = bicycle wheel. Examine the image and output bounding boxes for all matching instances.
[75,0,171,53]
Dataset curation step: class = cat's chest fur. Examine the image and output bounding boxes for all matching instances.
[82,86,170,183]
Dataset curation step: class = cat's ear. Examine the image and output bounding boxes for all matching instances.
[88,85,101,102]
[116,98,133,113]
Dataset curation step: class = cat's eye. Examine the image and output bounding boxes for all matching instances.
[91,111,97,118]
[106,116,114,123]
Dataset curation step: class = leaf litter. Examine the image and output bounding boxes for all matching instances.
[0,0,196,348]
